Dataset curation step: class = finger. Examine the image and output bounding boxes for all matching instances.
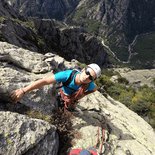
[10,90,17,97]
[11,94,16,100]
[11,93,15,98]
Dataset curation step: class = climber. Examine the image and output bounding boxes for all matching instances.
[11,63,101,110]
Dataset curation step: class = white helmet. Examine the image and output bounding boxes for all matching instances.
[88,63,101,78]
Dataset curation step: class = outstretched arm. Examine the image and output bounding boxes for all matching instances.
[11,75,56,103]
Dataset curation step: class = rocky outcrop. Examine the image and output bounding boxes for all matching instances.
[112,68,155,88]
[0,111,58,155]
[0,18,42,52]
[0,0,21,18]
[1,41,155,155]
[0,41,78,113]
[33,19,108,66]
[72,92,155,155]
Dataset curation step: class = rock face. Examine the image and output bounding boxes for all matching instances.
[1,41,155,155]
[0,111,58,155]
[72,92,155,155]
[0,0,20,18]
[0,18,42,52]
[33,19,108,66]
[0,41,78,113]
[6,0,80,20]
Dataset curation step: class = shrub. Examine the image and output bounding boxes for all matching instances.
[96,74,114,90]
[26,109,52,123]
[152,78,155,86]
[130,100,151,116]
[97,69,155,129]
[148,104,155,128]
[117,76,129,85]
[0,17,5,23]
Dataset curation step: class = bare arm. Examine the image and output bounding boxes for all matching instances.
[11,74,56,103]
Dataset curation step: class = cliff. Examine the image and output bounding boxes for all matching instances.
[0,0,21,18]
[5,0,155,65]
[0,41,155,155]
[0,0,108,66]
[6,0,80,20]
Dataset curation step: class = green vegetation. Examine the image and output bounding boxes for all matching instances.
[0,16,5,23]
[85,19,101,35]
[12,18,36,31]
[96,69,155,128]
[71,1,103,36]
[26,109,53,123]
[26,109,77,154]
[106,29,129,62]
[130,32,155,69]
[73,8,101,36]
[73,8,86,21]
[77,62,87,69]
[22,20,36,31]
[152,78,155,86]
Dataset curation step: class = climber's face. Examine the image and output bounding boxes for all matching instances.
[80,67,96,83]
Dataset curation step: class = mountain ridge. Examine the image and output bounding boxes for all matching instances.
[5,0,155,68]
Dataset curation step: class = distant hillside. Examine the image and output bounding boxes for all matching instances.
[5,0,155,69]
[5,0,80,20]
[0,0,108,67]
[67,0,155,63]
[129,32,155,69]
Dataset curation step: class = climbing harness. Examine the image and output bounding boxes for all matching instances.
[58,84,90,110]
[56,69,96,111]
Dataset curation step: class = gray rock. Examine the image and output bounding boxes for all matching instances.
[0,42,50,73]
[5,0,80,20]
[0,0,20,18]
[113,68,155,88]
[1,41,155,155]
[0,18,40,52]
[0,111,58,155]
[33,18,108,66]
[72,92,155,155]
[0,41,80,114]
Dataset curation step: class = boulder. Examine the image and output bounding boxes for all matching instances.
[0,111,58,155]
